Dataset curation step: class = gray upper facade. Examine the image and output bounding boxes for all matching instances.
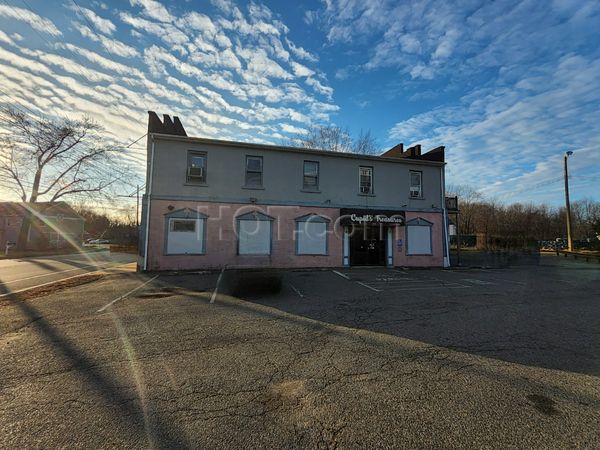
[145,113,446,211]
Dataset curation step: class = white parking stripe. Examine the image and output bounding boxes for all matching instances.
[210,268,225,304]
[96,275,159,313]
[290,284,304,298]
[382,285,471,291]
[462,278,493,285]
[332,270,350,280]
[356,281,381,292]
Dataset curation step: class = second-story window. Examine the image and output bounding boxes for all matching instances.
[187,151,206,183]
[410,170,422,198]
[359,166,373,195]
[303,161,319,190]
[245,156,263,187]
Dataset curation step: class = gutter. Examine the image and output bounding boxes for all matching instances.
[441,165,450,268]
[143,134,155,271]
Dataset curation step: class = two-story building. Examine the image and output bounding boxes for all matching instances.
[139,112,450,271]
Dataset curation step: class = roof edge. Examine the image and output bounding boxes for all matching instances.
[149,133,446,166]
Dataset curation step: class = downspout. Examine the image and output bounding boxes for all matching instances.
[441,164,450,268]
[143,135,155,271]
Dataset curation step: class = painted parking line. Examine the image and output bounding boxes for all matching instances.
[96,275,159,313]
[461,278,494,285]
[290,284,304,298]
[380,285,472,291]
[369,281,468,289]
[356,281,381,292]
[442,269,530,286]
[456,275,527,286]
[332,270,350,280]
[330,270,383,293]
[210,268,225,304]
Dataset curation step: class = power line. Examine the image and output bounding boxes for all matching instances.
[0,0,148,149]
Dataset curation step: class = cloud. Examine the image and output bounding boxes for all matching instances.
[0,0,336,204]
[290,61,314,77]
[0,4,61,36]
[303,10,318,25]
[306,77,333,99]
[130,0,175,23]
[280,123,306,135]
[211,0,237,15]
[60,43,143,77]
[71,5,116,35]
[388,52,600,202]
[285,38,317,62]
[409,63,433,80]
[0,30,17,45]
[236,46,294,80]
[119,12,188,46]
[74,23,139,58]
[176,11,218,35]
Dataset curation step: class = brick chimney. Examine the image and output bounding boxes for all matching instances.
[147,111,187,136]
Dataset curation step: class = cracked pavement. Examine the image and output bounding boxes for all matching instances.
[1,256,599,448]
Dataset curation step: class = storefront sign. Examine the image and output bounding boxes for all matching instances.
[340,209,405,226]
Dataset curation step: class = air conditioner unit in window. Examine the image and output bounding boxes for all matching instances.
[360,185,371,194]
[410,189,421,198]
[188,167,204,179]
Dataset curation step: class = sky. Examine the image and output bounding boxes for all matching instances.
[0,0,598,209]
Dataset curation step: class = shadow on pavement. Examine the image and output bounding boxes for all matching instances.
[0,283,192,449]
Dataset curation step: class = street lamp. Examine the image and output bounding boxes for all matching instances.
[564,151,574,252]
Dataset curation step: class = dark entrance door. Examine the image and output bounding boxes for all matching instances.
[349,225,387,266]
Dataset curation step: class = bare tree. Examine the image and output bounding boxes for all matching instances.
[446,184,483,235]
[289,125,379,154]
[353,129,379,155]
[0,107,117,249]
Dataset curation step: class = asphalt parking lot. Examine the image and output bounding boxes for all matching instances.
[242,257,600,377]
[1,256,599,448]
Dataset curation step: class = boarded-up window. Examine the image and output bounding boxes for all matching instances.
[296,216,328,255]
[167,218,205,254]
[237,212,273,255]
[406,218,433,255]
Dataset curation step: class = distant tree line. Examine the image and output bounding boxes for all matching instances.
[74,206,138,245]
[448,185,600,249]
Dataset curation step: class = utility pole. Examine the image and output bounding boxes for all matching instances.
[564,151,574,252]
[136,184,140,229]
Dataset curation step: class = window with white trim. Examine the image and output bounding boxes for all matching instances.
[237,211,273,255]
[296,214,328,255]
[409,170,422,198]
[359,166,373,194]
[245,156,263,187]
[406,218,432,255]
[187,151,207,183]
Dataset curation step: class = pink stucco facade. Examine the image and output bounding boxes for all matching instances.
[143,200,445,271]
[393,211,445,267]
